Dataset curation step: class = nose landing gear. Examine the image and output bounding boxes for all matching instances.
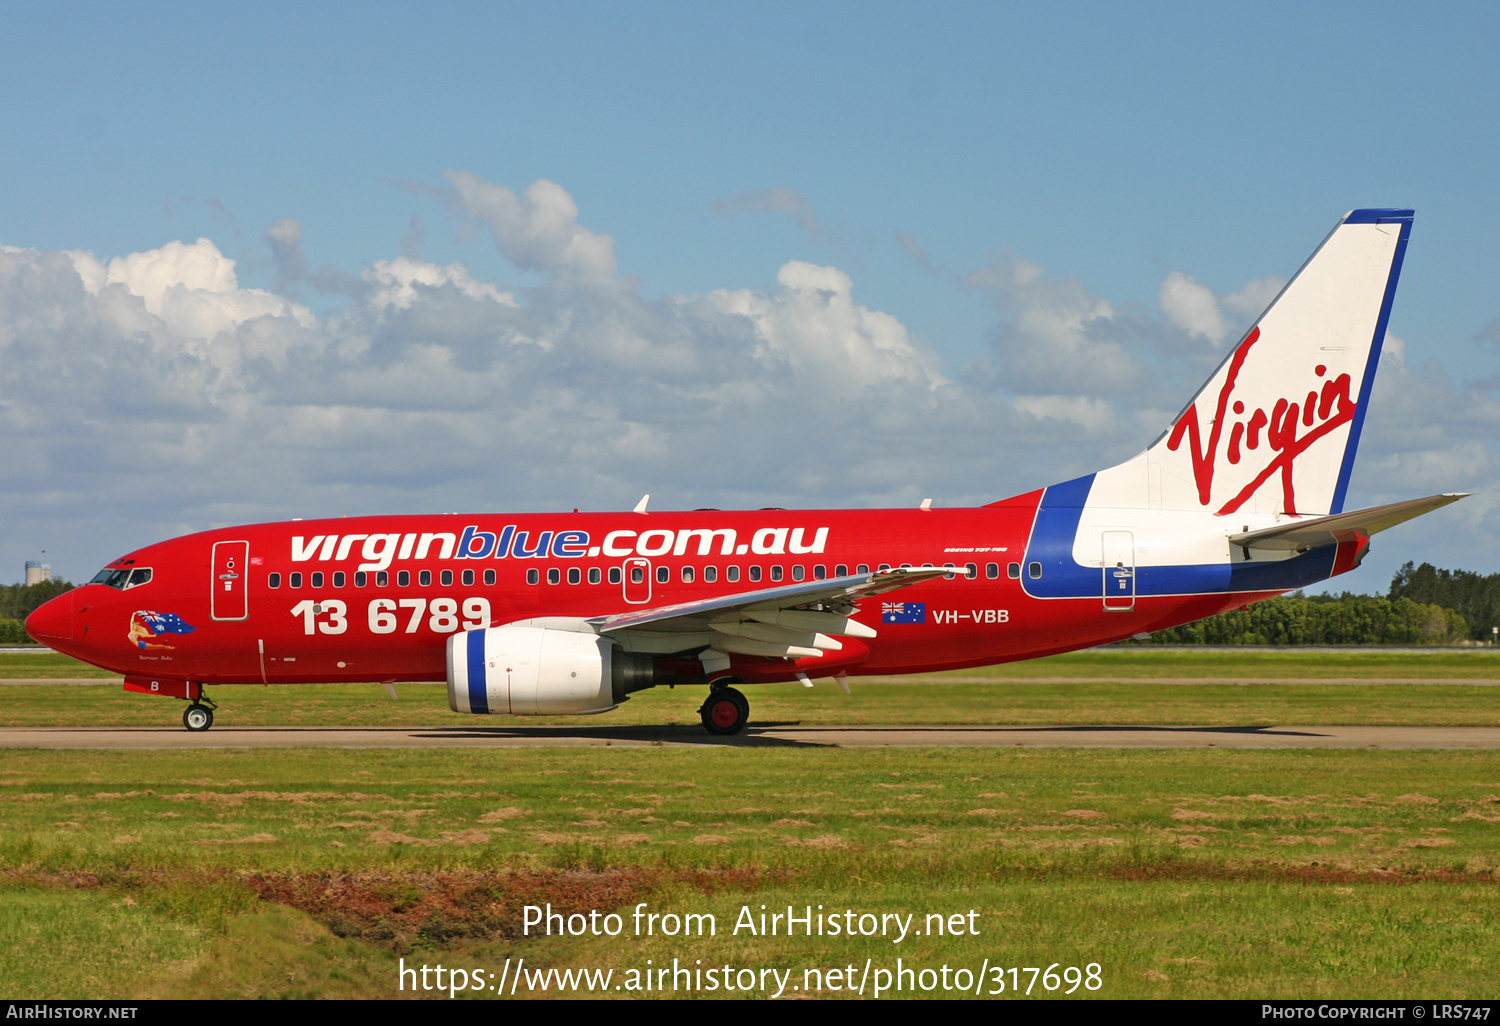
[699,686,749,736]
[182,699,217,732]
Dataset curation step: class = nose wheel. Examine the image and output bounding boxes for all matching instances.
[183,703,214,732]
[699,686,749,735]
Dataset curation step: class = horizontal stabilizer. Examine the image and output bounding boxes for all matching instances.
[1228,493,1467,554]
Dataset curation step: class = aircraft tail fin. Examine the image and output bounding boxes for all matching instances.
[1143,209,1413,517]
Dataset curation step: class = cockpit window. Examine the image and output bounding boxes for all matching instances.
[90,567,153,590]
[91,568,131,589]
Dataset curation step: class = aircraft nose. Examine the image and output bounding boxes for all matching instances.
[25,593,73,645]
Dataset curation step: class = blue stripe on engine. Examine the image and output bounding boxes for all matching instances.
[466,631,488,714]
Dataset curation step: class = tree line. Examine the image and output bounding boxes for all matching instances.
[0,580,74,644]
[1131,560,1500,646]
[1134,592,1470,646]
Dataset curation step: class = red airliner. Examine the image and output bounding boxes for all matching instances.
[26,209,1463,734]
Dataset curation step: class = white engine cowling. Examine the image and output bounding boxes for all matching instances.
[447,626,615,715]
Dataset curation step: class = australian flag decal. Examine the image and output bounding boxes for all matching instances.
[135,611,196,635]
[882,601,926,624]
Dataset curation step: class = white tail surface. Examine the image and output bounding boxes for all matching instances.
[1091,209,1413,518]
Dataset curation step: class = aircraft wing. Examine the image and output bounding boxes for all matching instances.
[584,567,951,661]
[590,567,949,633]
[1228,493,1468,554]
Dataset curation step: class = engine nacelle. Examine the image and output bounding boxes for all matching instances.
[447,625,616,715]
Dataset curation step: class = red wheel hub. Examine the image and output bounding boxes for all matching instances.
[709,698,739,728]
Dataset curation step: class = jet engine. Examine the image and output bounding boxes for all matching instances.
[447,625,680,715]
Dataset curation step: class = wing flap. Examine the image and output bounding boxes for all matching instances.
[587,567,950,635]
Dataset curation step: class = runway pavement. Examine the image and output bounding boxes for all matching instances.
[2,723,1499,749]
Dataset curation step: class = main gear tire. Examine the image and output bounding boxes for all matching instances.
[700,687,749,736]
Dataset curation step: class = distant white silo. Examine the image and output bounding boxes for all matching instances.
[24,561,50,586]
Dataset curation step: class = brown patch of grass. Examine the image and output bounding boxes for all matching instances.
[239,867,772,953]
[784,834,849,849]
[1172,809,1222,822]
[242,870,648,951]
[1112,860,1500,885]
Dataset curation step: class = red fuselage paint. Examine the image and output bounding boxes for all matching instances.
[28,498,1274,689]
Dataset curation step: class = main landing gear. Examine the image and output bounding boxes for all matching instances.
[182,699,217,732]
[699,686,749,736]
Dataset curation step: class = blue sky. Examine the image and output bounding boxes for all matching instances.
[2,1,1498,594]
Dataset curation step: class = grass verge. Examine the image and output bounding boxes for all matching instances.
[0,745,1497,998]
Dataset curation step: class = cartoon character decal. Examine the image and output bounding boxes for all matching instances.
[128,610,196,651]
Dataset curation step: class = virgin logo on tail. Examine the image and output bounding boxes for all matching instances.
[1166,328,1356,516]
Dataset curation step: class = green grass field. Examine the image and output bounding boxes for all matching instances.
[3,745,1499,999]
[2,647,1498,999]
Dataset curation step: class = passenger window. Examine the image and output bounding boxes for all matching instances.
[682,566,695,583]
[313,572,326,588]
[878,564,890,572]
[548,568,561,585]
[656,566,669,584]
[749,566,762,582]
[527,569,539,585]
[352,572,365,587]
[727,566,740,583]
[568,567,581,585]
[1007,563,1020,579]
[943,563,956,580]
[377,571,389,587]
[834,564,847,577]
[813,565,826,580]
[630,566,644,584]
[965,563,978,579]
[484,569,496,586]
[1028,562,1042,579]
[857,564,870,575]
[398,571,410,587]
[900,563,912,570]
[440,570,453,586]
[987,563,1000,579]
[609,567,622,585]
[462,569,475,586]
[419,570,432,587]
[703,566,717,583]
[770,566,783,582]
[268,572,281,589]
[589,567,602,585]
[290,572,303,588]
[791,566,805,582]
[332,571,345,588]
